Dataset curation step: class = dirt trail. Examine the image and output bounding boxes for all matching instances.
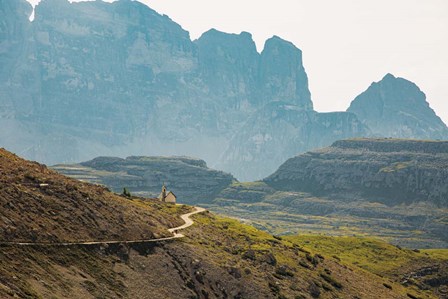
[0,206,206,246]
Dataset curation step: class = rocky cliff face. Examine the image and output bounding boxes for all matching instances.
[348,74,448,140]
[52,155,236,204]
[1,0,447,181]
[0,0,318,178]
[265,138,448,206]
[218,102,369,180]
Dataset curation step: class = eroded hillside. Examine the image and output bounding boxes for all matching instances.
[1,148,445,298]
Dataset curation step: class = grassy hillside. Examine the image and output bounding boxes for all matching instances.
[1,148,446,298]
[285,235,448,298]
[3,211,445,299]
[207,181,448,249]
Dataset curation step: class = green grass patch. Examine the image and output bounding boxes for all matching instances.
[284,235,443,274]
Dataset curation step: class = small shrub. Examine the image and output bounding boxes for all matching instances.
[308,283,321,298]
[315,253,325,260]
[306,253,319,267]
[269,282,280,293]
[275,265,294,277]
[332,255,341,261]
[298,260,311,269]
[122,187,131,198]
[242,249,256,260]
[320,273,343,289]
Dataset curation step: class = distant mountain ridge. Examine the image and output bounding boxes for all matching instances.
[52,155,236,204]
[348,74,448,140]
[1,0,447,181]
[265,138,448,206]
[209,138,448,248]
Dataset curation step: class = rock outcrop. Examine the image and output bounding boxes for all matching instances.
[52,155,236,204]
[347,74,448,140]
[265,138,448,206]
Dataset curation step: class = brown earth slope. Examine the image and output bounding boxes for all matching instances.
[0,148,444,298]
[0,148,185,243]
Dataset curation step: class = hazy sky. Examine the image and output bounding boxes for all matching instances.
[27,0,448,124]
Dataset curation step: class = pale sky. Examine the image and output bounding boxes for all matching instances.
[27,0,448,124]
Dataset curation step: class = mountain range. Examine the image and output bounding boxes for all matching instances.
[1,0,447,181]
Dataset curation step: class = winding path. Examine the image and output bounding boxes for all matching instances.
[0,206,206,247]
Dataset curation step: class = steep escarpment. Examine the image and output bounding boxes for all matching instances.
[265,138,448,206]
[52,155,236,204]
[2,1,447,182]
[348,74,448,140]
[0,0,365,182]
[218,102,369,180]
[0,0,316,172]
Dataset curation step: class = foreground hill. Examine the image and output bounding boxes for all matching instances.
[209,139,448,248]
[52,155,236,204]
[1,148,446,298]
[0,148,185,243]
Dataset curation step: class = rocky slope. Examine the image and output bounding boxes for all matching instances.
[265,138,448,206]
[52,155,236,204]
[347,74,448,139]
[3,149,443,298]
[0,148,186,243]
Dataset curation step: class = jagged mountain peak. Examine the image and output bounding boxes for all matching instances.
[382,72,396,80]
[348,74,448,140]
[198,28,253,40]
[262,35,302,53]
[0,0,33,18]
